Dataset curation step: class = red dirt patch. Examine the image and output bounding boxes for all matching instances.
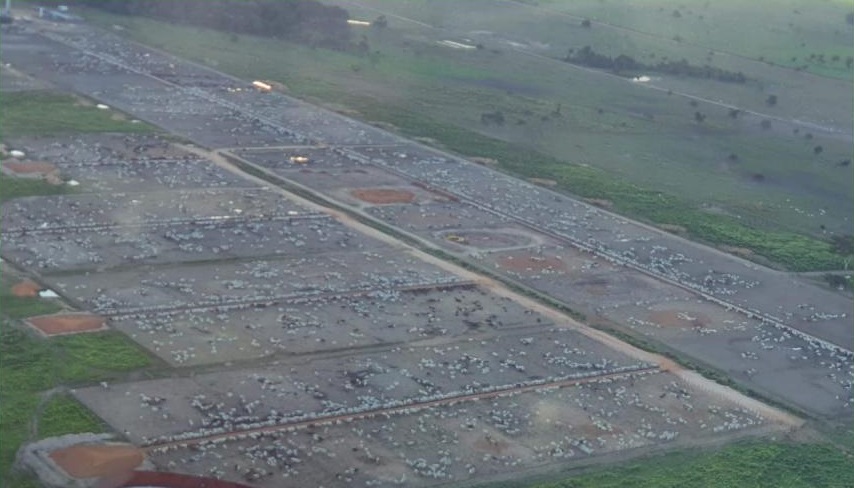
[351,188,415,204]
[2,160,58,177]
[497,255,566,273]
[11,279,41,297]
[648,310,710,328]
[28,313,107,336]
[50,444,143,479]
[105,471,254,488]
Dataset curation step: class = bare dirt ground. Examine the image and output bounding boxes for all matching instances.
[648,310,711,328]
[11,279,40,297]
[497,254,567,273]
[49,444,143,479]
[27,313,107,336]
[1,160,58,177]
[351,188,416,204]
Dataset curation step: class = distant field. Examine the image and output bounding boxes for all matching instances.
[485,441,854,488]
[81,9,853,271]
[519,0,854,81]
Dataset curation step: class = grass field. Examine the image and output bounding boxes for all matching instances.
[488,441,854,488]
[0,91,156,137]
[81,8,853,272]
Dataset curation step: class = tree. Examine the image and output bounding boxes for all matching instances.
[766,94,777,106]
[760,119,772,130]
[581,19,591,28]
[728,108,740,118]
[814,145,823,155]
[694,111,706,123]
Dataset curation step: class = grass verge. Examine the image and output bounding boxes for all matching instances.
[0,174,69,203]
[0,91,156,137]
[484,441,854,488]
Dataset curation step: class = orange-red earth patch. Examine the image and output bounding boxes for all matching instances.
[351,188,415,204]
[50,444,143,479]
[11,279,41,297]
[27,313,107,336]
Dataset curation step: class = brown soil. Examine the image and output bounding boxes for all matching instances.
[351,188,416,205]
[528,177,557,187]
[659,223,687,235]
[3,161,58,176]
[50,444,143,479]
[470,157,498,166]
[497,255,566,273]
[11,279,41,297]
[585,198,613,209]
[98,471,254,488]
[28,313,107,336]
[648,310,710,328]
[720,245,755,258]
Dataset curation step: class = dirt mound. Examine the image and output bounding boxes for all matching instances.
[11,280,41,297]
[28,313,107,336]
[584,198,613,209]
[528,177,557,187]
[351,188,415,204]
[497,254,566,273]
[470,157,498,166]
[648,310,710,328]
[658,223,687,234]
[50,444,143,479]
[720,245,755,258]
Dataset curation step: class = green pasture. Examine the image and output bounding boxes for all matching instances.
[0,91,157,137]
[486,440,854,488]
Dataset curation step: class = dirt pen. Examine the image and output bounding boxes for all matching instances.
[351,188,416,204]
[50,444,143,479]
[11,279,41,297]
[497,254,567,273]
[27,313,107,336]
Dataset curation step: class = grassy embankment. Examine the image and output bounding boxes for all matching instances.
[83,11,853,272]
[484,441,854,488]
[0,92,156,487]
